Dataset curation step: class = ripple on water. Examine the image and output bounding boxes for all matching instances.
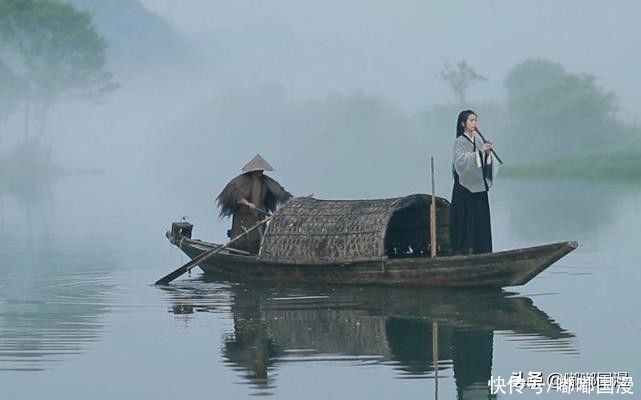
[0,271,116,371]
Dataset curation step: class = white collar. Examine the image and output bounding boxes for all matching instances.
[463,131,475,142]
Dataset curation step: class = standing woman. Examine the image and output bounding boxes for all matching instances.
[449,110,499,255]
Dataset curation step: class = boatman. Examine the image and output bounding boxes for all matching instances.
[216,154,292,255]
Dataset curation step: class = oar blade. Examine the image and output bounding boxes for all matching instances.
[155,265,189,285]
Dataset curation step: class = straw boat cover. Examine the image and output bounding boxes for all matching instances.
[259,194,449,263]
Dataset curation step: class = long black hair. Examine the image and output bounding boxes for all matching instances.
[456,110,476,137]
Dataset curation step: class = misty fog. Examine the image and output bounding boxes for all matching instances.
[2,0,641,240]
[2,2,641,396]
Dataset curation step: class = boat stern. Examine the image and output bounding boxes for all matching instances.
[166,221,194,245]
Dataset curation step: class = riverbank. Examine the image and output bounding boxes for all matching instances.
[501,150,641,182]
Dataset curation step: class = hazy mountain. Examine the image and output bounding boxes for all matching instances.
[67,0,198,76]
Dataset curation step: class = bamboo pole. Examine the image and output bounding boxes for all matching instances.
[432,320,439,400]
[430,157,437,257]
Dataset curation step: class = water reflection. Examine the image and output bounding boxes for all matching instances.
[0,273,113,372]
[0,188,117,372]
[162,278,575,398]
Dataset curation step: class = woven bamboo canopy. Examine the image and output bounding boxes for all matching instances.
[259,194,451,263]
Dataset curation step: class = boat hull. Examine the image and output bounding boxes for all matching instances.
[168,234,578,288]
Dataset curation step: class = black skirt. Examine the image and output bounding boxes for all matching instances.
[449,174,492,255]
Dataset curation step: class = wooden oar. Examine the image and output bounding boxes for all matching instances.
[155,215,273,285]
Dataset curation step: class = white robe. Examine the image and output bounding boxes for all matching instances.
[453,133,499,193]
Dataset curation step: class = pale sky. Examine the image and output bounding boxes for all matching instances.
[138,0,641,118]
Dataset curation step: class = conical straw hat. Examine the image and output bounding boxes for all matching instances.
[241,154,274,172]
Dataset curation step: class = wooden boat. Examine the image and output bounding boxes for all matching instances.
[167,194,577,288]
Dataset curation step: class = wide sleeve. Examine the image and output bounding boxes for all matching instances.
[263,176,293,213]
[216,174,251,217]
[453,137,481,177]
[484,152,500,186]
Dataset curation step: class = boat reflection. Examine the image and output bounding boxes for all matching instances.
[163,277,575,398]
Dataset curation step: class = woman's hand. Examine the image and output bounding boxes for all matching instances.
[481,142,493,153]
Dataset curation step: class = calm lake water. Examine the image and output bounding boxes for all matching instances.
[1,175,639,399]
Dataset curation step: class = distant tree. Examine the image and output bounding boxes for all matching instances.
[0,0,117,141]
[504,59,566,100]
[440,61,487,107]
[504,58,621,161]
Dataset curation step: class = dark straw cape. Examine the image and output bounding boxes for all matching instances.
[217,173,292,254]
